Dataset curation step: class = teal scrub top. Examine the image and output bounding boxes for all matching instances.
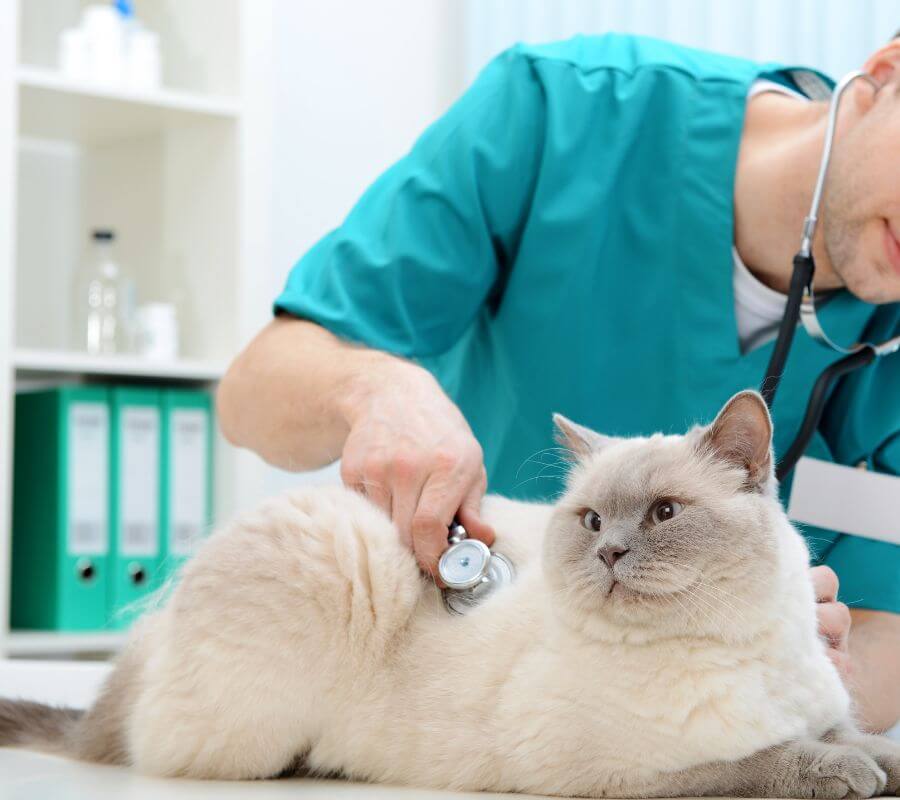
[275,34,900,613]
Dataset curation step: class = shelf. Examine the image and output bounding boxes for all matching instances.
[5,631,126,657]
[16,65,241,145]
[14,348,226,382]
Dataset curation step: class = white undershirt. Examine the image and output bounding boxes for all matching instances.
[733,78,808,352]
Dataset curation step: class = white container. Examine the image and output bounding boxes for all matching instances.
[126,28,161,91]
[59,28,89,81]
[135,303,179,360]
[81,4,126,85]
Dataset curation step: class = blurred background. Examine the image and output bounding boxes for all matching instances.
[0,0,896,661]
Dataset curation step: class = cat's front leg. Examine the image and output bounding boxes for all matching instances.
[826,724,900,795]
[626,739,887,798]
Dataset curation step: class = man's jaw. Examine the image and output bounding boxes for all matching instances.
[883,217,900,277]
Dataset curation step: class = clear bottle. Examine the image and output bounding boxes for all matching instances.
[73,229,133,355]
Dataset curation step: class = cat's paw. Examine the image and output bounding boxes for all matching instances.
[848,735,900,795]
[803,745,887,799]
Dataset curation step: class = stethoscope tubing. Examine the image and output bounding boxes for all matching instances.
[760,70,898,480]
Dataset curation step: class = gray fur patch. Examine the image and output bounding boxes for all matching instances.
[0,697,83,752]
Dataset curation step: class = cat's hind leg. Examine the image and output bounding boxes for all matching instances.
[126,486,422,779]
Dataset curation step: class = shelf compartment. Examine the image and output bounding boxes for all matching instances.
[17,66,240,145]
[14,348,225,382]
[5,631,127,657]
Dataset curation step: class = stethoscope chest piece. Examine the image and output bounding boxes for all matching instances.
[439,521,515,615]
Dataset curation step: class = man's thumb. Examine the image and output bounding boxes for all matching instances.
[457,494,495,549]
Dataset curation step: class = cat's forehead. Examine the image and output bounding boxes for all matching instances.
[570,434,704,507]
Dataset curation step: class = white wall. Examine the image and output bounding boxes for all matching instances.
[253,0,465,498]
[463,0,900,82]
[270,0,463,298]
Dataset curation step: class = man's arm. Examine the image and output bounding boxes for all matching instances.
[217,316,494,574]
[848,609,900,733]
[219,316,392,470]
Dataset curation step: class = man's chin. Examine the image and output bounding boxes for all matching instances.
[840,266,900,303]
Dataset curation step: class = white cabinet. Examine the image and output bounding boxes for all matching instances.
[0,0,274,658]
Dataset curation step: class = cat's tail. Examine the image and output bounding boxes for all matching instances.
[0,697,83,755]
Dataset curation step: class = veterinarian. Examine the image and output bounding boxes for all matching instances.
[219,33,900,732]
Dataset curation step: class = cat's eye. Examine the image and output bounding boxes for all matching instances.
[581,509,602,532]
[651,500,683,524]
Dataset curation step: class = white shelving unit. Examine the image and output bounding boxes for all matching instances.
[17,65,241,144]
[0,0,275,659]
[14,348,226,382]
[5,631,127,658]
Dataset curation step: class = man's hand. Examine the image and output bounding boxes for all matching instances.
[811,565,852,680]
[811,565,900,733]
[219,318,494,580]
[338,360,494,579]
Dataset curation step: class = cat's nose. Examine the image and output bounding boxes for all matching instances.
[598,544,629,569]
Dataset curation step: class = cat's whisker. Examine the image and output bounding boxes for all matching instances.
[514,446,575,481]
[679,588,729,642]
[688,575,760,610]
[512,471,569,491]
[662,589,703,635]
[686,587,729,627]
[691,581,754,621]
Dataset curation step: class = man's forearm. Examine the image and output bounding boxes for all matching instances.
[847,609,900,733]
[217,317,418,471]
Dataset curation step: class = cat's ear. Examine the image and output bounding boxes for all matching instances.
[696,390,774,491]
[553,413,620,459]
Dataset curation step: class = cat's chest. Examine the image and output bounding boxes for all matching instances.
[516,636,822,771]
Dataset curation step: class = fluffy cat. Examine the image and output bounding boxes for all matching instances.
[2,390,899,797]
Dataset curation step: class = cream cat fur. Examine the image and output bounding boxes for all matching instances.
[2,390,899,797]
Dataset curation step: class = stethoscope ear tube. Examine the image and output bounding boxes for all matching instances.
[760,252,814,410]
[760,71,895,480]
[774,345,877,481]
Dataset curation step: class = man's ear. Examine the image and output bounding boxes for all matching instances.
[861,39,900,105]
[696,391,774,491]
[552,413,620,459]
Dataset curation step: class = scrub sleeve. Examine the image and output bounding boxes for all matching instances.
[274,48,544,360]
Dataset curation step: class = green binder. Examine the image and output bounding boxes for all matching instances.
[158,389,213,585]
[12,387,111,631]
[109,387,162,629]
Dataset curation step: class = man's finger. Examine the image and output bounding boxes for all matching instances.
[811,565,839,603]
[456,475,495,549]
[817,600,851,652]
[389,460,426,549]
[410,479,465,579]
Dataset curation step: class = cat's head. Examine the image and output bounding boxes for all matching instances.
[543,390,800,643]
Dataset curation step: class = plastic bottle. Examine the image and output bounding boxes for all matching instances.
[72,229,134,355]
[80,4,125,85]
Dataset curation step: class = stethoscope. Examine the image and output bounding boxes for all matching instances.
[760,70,900,481]
[438,70,900,609]
[439,519,514,614]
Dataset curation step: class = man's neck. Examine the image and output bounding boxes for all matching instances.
[733,91,837,295]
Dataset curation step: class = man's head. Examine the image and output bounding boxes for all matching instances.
[819,31,900,303]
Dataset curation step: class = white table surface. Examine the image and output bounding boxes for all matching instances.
[0,749,546,800]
